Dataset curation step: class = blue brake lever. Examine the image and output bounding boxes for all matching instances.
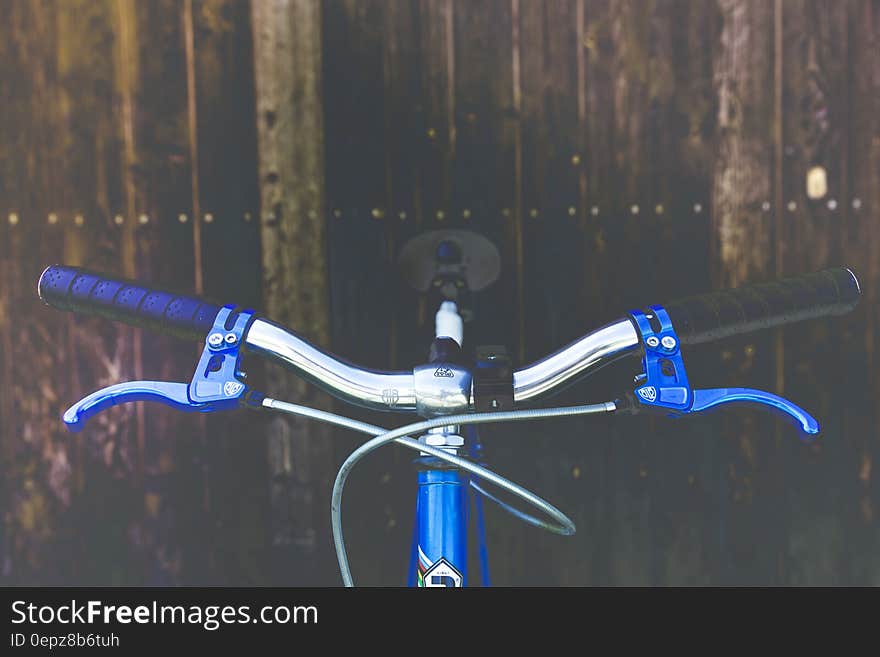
[690,388,818,435]
[63,305,261,432]
[627,306,819,441]
[64,381,193,431]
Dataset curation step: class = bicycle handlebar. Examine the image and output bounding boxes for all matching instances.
[38,264,861,411]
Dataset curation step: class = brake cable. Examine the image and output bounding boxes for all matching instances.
[262,398,615,587]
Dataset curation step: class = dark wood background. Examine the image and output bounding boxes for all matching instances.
[1,0,877,586]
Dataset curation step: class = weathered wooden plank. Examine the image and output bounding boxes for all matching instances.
[0,0,81,584]
[323,0,392,364]
[414,0,455,228]
[775,0,850,586]
[710,0,784,585]
[830,0,880,585]
[640,0,718,588]
[320,0,403,586]
[251,0,336,585]
[451,0,518,350]
[519,0,583,358]
[56,0,144,585]
[189,0,265,585]
[377,0,439,584]
[582,0,659,587]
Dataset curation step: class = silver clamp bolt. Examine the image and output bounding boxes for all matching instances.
[224,333,238,345]
[661,336,677,350]
[207,332,224,348]
[645,336,660,348]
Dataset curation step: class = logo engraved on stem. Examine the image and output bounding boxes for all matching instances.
[381,389,400,406]
[433,367,454,378]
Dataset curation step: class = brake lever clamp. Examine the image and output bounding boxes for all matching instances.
[62,305,264,432]
[621,305,819,440]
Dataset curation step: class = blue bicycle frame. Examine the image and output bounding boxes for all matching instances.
[409,465,469,587]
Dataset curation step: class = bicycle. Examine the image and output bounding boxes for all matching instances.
[38,241,860,587]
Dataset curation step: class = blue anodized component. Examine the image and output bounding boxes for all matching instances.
[413,463,468,587]
[63,305,256,432]
[629,305,692,413]
[627,305,819,438]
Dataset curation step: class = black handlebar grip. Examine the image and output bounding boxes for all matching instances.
[663,267,861,345]
[38,265,222,340]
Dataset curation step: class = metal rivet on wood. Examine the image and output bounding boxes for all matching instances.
[8,212,19,226]
[33,202,880,226]
[571,154,581,166]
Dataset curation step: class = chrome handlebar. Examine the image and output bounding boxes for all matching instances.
[244,317,640,415]
[511,320,639,403]
[245,319,418,411]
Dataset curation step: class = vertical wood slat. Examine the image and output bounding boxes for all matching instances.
[191,0,264,586]
[849,0,880,586]
[57,0,131,584]
[446,0,524,584]
[183,0,204,296]
[321,0,399,586]
[778,0,852,585]
[118,0,200,585]
[112,0,147,499]
[251,0,335,585]
[1,0,66,584]
[451,0,518,350]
